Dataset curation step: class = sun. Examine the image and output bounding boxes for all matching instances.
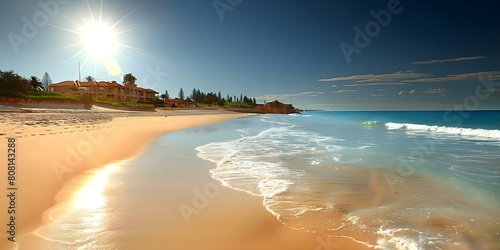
[53,1,149,77]
[81,22,118,58]
[79,21,122,75]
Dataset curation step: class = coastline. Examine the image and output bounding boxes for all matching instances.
[0,107,370,249]
[0,108,249,249]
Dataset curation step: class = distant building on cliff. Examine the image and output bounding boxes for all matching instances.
[48,80,158,102]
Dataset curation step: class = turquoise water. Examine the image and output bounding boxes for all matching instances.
[196,111,500,249]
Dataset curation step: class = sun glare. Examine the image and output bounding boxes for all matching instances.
[79,21,123,76]
[74,163,118,210]
[81,22,117,58]
[53,1,149,77]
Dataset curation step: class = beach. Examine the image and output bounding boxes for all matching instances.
[2,107,498,249]
[0,107,356,250]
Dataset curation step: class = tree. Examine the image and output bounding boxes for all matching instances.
[205,92,218,105]
[0,70,30,96]
[84,75,95,82]
[123,73,137,85]
[196,89,202,102]
[160,90,170,100]
[191,88,197,100]
[253,97,256,104]
[178,88,185,100]
[29,76,43,91]
[41,72,52,91]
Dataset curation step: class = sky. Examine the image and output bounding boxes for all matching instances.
[1,0,499,110]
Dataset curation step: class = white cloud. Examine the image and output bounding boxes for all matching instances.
[411,56,486,65]
[256,91,324,101]
[370,93,384,97]
[343,82,406,87]
[319,71,429,83]
[480,88,500,93]
[404,71,500,83]
[321,70,500,87]
[334,90,358,93]
[422,88,446,94]
[399,91,404,95]
[409,90,416,94]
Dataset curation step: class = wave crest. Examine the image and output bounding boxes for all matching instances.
[385,122,500,140]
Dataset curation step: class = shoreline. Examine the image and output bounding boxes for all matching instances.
[0,109,251,249]
[0,107,371,249]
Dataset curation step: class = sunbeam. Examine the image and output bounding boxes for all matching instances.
[48,0,150,78]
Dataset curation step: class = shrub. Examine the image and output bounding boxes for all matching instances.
[79,94,95,109]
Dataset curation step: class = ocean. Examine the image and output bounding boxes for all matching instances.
[31,111,500,249]
[196,111,500,249]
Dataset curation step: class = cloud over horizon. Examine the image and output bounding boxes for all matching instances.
[412,56,486,65]
[319,71,429,83]
[404,71,500,83]
[422,88,446,94]
[334,90,358,93]
[256,91,324,101]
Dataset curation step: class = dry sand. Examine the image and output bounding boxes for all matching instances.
[0,107,365,249]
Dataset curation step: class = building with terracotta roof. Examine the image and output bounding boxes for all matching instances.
[49,80,158,102]
[164,98,195,107]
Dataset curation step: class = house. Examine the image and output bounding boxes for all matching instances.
[48,80,158,102]
[164,98,195,107]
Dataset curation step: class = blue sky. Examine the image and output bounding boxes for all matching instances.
[1,0,499,110]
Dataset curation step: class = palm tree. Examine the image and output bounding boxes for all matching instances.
[123,73,137,85]
[84,75,95,82]
[29,76,44,91]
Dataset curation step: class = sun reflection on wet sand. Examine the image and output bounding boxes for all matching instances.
[74,163,118,210]
[31,163,120,249]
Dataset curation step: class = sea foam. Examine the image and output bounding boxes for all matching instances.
[385,122,500,140]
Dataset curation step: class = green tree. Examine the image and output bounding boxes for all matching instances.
[123,73,137,85]
[196,89,202,103]
[206,92,218,105]
[29,76,43,91]
[41,72,52,91]
[160,90,170,100]
[0,70,30,96]
[84,75,95,82]
[191,88,197,100]
[178,88,185,100]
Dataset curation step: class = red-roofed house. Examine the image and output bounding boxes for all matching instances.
[49,80,158,102]
[164,98,195,107]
